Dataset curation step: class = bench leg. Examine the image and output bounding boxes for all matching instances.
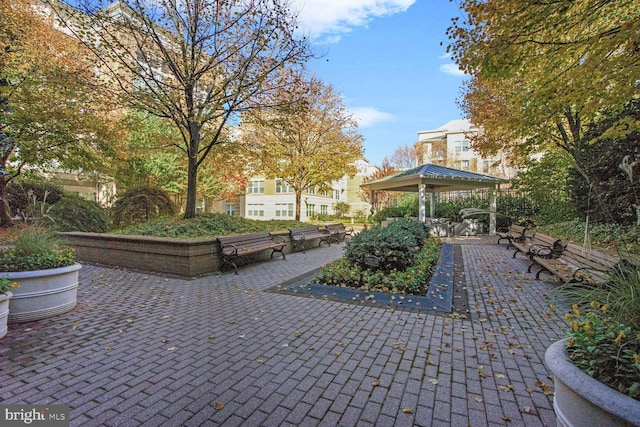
[290,237,305,253]
[221,256,239,275]
[271,248,286,260]
[319,237,330,247]
[535,267,550,280]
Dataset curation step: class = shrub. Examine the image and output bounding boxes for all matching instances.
[538,220,640,255]
[373,206,408,224]
[344,222,419,273]
[111,187,176,228]
[315,237,441,294]
[46,194,109,232]
[114,213,306,238]
[6,180,64,219]
[386,219,430,247]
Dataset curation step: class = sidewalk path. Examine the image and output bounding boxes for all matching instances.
[0,237,568,426]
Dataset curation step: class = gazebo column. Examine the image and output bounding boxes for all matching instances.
[430,192,436,219]
[418,184,426,223]
[370,189,376,216]
[489,186,496,235]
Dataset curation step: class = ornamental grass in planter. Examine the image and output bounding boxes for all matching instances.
[0,227,80,323]
[547,261,640,426]
[0,226,76,272]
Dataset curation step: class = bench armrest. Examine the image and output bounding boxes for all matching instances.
[530,244,552,257]
[220,244,239,257]
[571,267,597,285]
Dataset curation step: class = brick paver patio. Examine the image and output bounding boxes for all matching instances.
[0,235,568,426]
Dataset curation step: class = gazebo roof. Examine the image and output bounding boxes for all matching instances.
[362,163,507,193]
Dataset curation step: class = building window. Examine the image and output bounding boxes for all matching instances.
[275,179,293,193]
[320,190,329,197]
[462,160,470,171]
[482,160,490,174]
[275,203,294,217]
[247,180,264,194]
[320,205,328,215]
[307,186,315,195]
[455,139,470,152]
[307,204,315,217]
[333,190,340,200]
[225,204,235,216]
[247,204,264,217]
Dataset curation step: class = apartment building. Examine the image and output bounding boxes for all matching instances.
[237,160,374,222]
[415,119,515,179]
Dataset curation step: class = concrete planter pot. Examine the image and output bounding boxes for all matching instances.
[0,263,82,323]
[545,339,640,427]
[0,291,11,338]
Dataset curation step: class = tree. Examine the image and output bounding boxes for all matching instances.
[359,159,399,213]
[448,0,640,166]
[0,0,122,227]
[51,0,311,219]
[568,100,640,225]
[116,111,247,210]
[510,150,575,225]
[241,73,364,221]
[387,144,421,169]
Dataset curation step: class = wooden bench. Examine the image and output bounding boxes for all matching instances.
[289,226,331,253]
[217,232,286,274]
[511,232,564,259]
[324,223,353,243]
[530,242,619,285]
[496,224,531,247]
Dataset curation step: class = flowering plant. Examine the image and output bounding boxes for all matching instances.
[0,278,19,295]
[0,227,75,272]
[565,302,640,399]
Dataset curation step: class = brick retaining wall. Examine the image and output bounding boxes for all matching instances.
[61,231,320,277]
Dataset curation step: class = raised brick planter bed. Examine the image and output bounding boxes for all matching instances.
[61,231,294,278]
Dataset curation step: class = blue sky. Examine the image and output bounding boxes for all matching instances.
[292,0,467,166]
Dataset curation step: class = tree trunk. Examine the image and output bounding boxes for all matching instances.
[0,176,14,228]
[184,124,200,219]
[295,189,302,222]
[184,156,198,219]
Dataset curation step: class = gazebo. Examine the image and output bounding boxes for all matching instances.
[362,163,508,235]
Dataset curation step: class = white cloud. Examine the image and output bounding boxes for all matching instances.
[349,107,393,128]
[439,63,465,76]
[292,0,415,43]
